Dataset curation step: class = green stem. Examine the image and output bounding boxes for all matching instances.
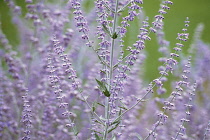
[103,0,119,139]
[117,0,133,13]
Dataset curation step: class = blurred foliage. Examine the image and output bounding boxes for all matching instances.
[143,0,210,82]
[0,1,19,47]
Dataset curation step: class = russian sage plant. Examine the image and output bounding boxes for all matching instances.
[0,0,210,140]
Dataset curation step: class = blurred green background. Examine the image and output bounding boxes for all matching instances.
[143,0,210,82]
[0,0,210,83]
[121,0,210,82]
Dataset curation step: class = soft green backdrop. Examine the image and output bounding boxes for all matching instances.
[1,0,210,83]
[143,0,210,82]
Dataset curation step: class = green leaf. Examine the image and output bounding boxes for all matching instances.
[89,129,102,134]
[113,63,119,70]
[96,53,109,68]
[95,133,102,140]
[102,24,111,36]
[95,79,110,97]
[111,32,118,39]
[97,55,102,61]
[74,131,79,136]
[119,100,128,110]
[110,109,122,126]
[95,79,105,89]
[92,102,97,112]
[109,109,122,132]
[103,2,115,13]
[100,70,106,74]
[110,119,120,126]
[119,108,122,116]
[74,129,79,136]
[103,88,110,97]
[108,121,120,133]
[97,102,105,107]
[119,106,128,110]
[94,119,105,125]
[78,88,83,93]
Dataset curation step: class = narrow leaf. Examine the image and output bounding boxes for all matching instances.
[94,119,105,125]
[108,121,120,133]
[75,131,79,136]
[100,70,106,74]
[113,63,119,70]
[89,128,103,134]
[95,133,102,140]
[96,53,110,68]
[102,24,111,36]
[119,106,128,110]
[103,2,115,13]
[111,109,122,125]
[110,119,120,126]
[92,102,96,112]
[103,88,110,97]
[97,102,105,107]
[95,79,105,89]
[95,79,110,97]
[78,88,83,93]
[111,32,118,39]
[119,109,122,116]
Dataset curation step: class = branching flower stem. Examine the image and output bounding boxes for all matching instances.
[103,0,119,139]
[117,0,134,13]
[143,89,181,140]
[111,40,184,131]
